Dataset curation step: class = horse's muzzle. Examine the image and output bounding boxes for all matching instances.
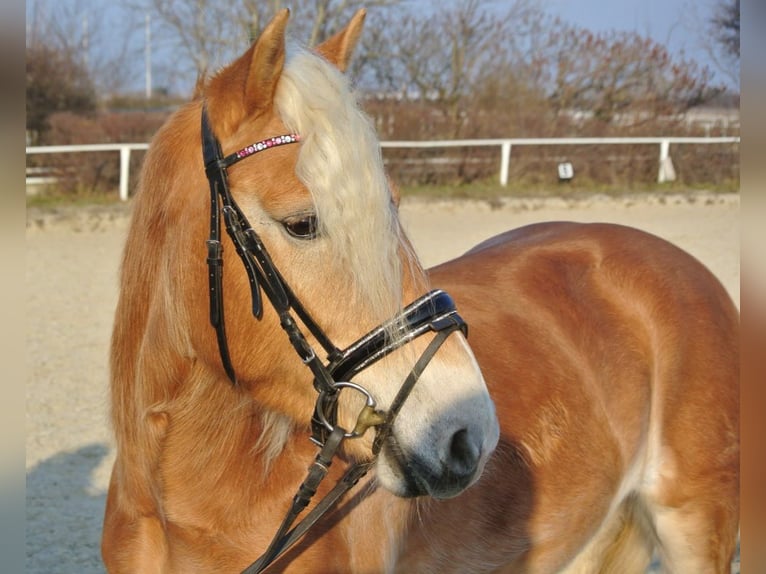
[382,426,486,499]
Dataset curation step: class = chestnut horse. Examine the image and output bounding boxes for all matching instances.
[102,9,739,574]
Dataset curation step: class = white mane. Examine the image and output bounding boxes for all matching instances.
[275,49,406,323]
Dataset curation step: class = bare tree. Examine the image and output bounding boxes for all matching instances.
[708,0,739,86]
[26,0,139,97]
[374,0,541,139]
[127,0,402,96]
[684,0,739,89]
[367,0,719,141]
[711,0,739,59]
[26,0,132,141]
[26,43,97,142]
[467,5,563,137]
[548,27,718,129]
[134,0,258,88]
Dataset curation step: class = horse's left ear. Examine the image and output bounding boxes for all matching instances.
[244,8,290,116]
[206,9,290,133]
[315,9,366,72]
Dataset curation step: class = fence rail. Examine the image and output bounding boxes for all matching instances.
[26,136,739,201]
[26,143,150,201]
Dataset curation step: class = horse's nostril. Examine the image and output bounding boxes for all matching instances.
[448,428,480,476]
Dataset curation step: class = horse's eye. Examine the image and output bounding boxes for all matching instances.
[282,214,318,240]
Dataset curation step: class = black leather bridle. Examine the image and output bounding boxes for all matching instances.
[201,107,468,573]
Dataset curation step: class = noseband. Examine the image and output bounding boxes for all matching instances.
[201,107,467,573]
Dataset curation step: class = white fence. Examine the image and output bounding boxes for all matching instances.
[26,136,739,201]
[26,143,149,201]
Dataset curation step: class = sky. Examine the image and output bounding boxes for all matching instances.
[548,0,717,61]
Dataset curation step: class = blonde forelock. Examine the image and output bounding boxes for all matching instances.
[275,49,404,322]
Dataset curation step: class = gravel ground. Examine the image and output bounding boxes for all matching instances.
[26,193,740,573]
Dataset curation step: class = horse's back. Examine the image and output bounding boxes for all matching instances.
[409,222,739,573]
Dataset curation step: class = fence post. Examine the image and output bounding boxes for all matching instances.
[657,139,676,183]
[119,146,131,201]
[500,141,512,186]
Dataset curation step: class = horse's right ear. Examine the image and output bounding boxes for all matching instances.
[315,9,366,72]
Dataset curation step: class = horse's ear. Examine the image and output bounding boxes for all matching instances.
[314,9,366,72]
[206,9,289,133]
[243,8,290,116]
[192,73,206,100]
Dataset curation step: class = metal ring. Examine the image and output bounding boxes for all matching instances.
[316,381,377,438]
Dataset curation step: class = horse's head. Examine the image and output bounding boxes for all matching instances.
[147,9,498,500]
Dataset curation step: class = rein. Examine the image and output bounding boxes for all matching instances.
[201,107,467,573]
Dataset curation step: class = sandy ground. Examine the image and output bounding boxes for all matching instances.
[26,193,740,573]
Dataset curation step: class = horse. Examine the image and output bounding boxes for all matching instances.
[102,9,739,574]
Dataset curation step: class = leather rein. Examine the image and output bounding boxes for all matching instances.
[201,107,467,573]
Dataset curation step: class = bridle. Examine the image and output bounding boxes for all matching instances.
[201,107,468,573]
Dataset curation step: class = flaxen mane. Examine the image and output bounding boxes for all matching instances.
[277,49,406,320]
